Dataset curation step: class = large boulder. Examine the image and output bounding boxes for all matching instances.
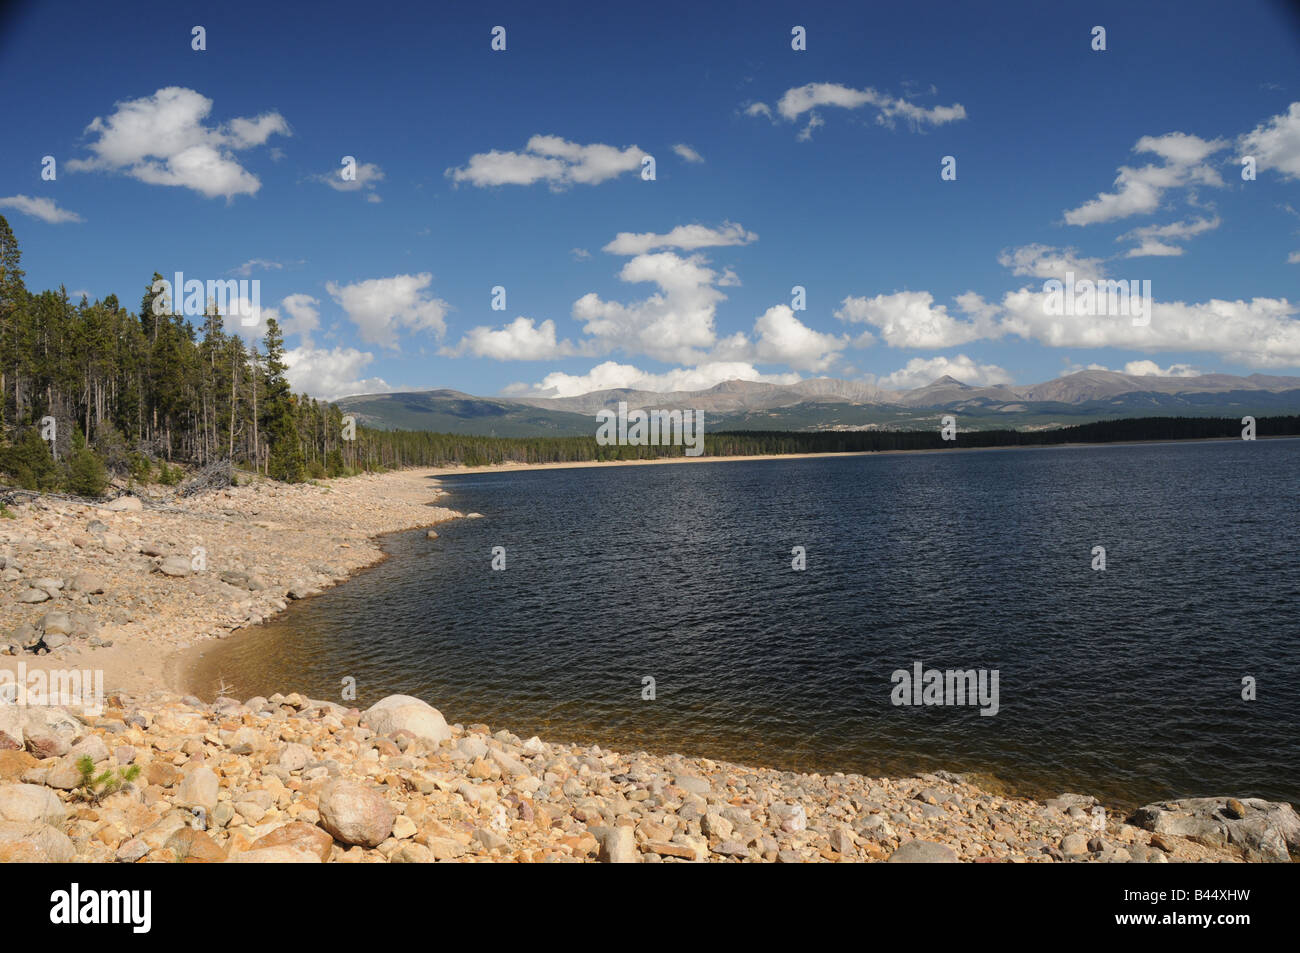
[20,708,80,759]
[360,694,450,746]
[1129,797,1300,863]
[68,573,106,594]
[591,825,637,863]
[157,556,192,578]
[163,827,227,863]
[38,612,73,636]
[175,766,219,814]
[250,821,333,861]
[0,821,76,862]
[316,780,395,848]
[0,783,66,826]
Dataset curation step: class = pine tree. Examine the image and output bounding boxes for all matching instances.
[0,215,26,429]
[260,317,303,482]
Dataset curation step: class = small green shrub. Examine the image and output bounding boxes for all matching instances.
[74,755,142,804]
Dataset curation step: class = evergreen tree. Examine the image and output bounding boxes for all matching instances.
[260,317,304,482]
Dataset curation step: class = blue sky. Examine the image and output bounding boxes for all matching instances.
[1,0,1298,399]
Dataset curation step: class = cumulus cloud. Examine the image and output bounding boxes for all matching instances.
[284,346,392,401]
[1122,360,1200,377]
[442,317,581,360]
[1238,102,1300,180]
[995,286,1300,367]
[673,143,704,163]
[834,267,1300,368]
[446,135,646,189]
[66,87,288,200]
[834,291,995,348]
[876,355,1013,390]
[572,251,732,364]
[750,304,848,372]
[278,293,320,344]
[325,273,450,348]
[1063,132,1228,226]
[506,360,801,398]
[602,221,757,255]
[450,224,760,366]
[0,195,83,224]
[747,82,966,139]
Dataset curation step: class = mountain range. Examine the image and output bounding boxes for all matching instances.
[334,371,1300,437]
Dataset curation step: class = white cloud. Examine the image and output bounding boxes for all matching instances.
[507,360,801,398]
[571,248,591,261]
[602,221,757,255]
[1289,251,1300,264]
[0,195,83,224]
[877,355,1012,390]
[1122,360,1199,377]
[1125,240,1185,257]
[231,256,287,275]
[996,286,1300,367]
[749,82,966,139]
[278,293,320,344]
[454,225,763,366]
[750,304,847,371]
[447,135,646,189]
[833,267,1300,369]
[66,87,288,200]
[1238,102,1300,180]
[284,346,391,401]
[797,114,825,142]
[442,317,580,360]
[218,294,274,341]
[1063,132,1227,226]
[326,273,450,348]
[1119,216,1220,257]
[314,160,384,200]
[572,251,731,364]
[673,143,704,163]
[998,244,1105,280]
[835,291,994,348]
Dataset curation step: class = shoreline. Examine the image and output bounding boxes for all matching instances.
[389,431,1297,479]
[2,460,1298,862]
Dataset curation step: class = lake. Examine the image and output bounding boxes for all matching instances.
[189,439,1300,807]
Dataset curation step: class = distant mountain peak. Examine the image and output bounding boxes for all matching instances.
[927,374,970,388]
[336,370,1300,436]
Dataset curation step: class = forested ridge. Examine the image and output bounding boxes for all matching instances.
[1,214,1297,498]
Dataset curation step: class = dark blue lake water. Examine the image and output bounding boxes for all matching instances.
[191,439,1300,806]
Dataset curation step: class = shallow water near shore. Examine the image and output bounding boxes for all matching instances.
[189,439,1300,808]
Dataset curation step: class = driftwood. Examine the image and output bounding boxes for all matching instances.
[176,458,233,498]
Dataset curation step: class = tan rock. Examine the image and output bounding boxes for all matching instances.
[250,821,334,862]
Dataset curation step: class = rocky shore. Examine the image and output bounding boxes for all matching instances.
[0,468,1296,863]
[1,689,1296,863]
[0,469,460,693]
